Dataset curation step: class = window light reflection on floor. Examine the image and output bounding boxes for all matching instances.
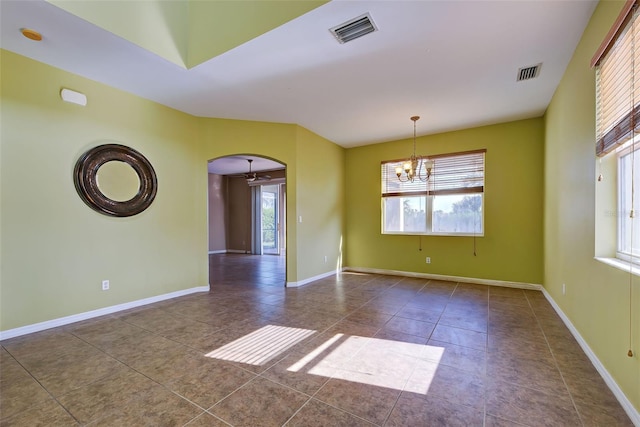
[288,334,445,393]
[205,325,315,365]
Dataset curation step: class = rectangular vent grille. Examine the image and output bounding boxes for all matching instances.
[330,13,377,44]
[517,64,541,81]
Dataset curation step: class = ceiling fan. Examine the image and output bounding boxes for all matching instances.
[230,159,271,182]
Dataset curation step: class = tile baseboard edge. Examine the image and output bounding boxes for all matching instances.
[0,284,210,341]
[342,266,542,290]
[542,289,640,427]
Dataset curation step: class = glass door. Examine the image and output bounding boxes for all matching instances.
[261,184,279,255]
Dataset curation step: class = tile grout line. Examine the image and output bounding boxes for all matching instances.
[483,284,489,427]
[375,279,432,427]
[65,328,217,425]
[379,279,459,427]
[526,292,586,427]
[0,346,83,425]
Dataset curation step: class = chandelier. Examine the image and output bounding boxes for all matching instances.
[396,116,433,182]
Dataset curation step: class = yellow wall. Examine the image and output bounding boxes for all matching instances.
[544,0,640,412]
[0,49,346,331]
[0,2,638,411]
[48,0,327,69]
[200,119,345,284]
[49,0,190,68]
[344,118,544,285]
[0,49,208,331]
[295,126,345,279]
[201,118,300,281]
[187,1,327,68]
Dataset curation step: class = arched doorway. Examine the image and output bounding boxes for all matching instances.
[207,155,286,288]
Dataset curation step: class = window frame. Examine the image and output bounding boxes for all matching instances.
[594,1,640,266]
[381,149,486,237]
[616,141,640,263]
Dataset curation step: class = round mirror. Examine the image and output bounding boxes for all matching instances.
[74,144,157,217]
[96,160,141,202]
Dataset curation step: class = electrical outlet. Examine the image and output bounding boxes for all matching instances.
[102,280,110,291]
[562,283,566,295]
[426,257,431,264]
[324,255,328,263]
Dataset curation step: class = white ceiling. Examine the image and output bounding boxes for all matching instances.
[1,0,597,173]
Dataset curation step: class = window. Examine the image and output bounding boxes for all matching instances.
[593,1,640,261]
[381,150,485,236]
[618,145,640,259]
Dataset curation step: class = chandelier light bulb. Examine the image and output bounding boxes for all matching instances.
[396,116,431,183]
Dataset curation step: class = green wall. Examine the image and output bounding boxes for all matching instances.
[187,1,327,68]
[49,0,190,68]
[200,118,344,284]
[2,3,637,411]
[295,126,345,279]
[50,0,327,69]
[0,49,346,331]
[201,118,300,281]
[0,49,208,331]
[344,118,544,285]
[544,0,639,412]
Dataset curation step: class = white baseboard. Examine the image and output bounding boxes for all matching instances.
[208,250,226,254]
[0,285,210,341]
[542,289,640,426]
[226,249,249,254]
[286,270,337,288]
[343,266,542,290]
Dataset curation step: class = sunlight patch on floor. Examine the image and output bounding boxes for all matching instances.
[205,325,315,365]
[287,333,445,392]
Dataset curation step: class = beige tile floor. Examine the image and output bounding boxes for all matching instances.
[0,254,633,426]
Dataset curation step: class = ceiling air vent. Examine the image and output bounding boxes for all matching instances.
[517,63,542,81]
[330,13,377,44]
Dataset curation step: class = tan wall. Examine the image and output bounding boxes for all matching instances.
[208,174,227,252]
[227,177,251,252]
[208,169,286,253]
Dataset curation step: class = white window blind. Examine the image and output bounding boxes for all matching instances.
[381,150,485,197]
[595,3,640,157]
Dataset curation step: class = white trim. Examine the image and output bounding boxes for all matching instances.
[343,266,542,290]
[286,270,337,288]
[542,289,640,426]
[595,256,640,278]
[0,285,210,341]
[208,250,226,254]
[227,249,249,254]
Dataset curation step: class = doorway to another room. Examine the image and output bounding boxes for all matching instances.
[207,155,286,287]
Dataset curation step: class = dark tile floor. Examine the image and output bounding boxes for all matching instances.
[0,254,633,426]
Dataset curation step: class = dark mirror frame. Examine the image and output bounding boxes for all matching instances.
[73,144,157,217]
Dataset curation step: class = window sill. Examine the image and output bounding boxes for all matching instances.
[383,232,484,237]
[594,256,640,277]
